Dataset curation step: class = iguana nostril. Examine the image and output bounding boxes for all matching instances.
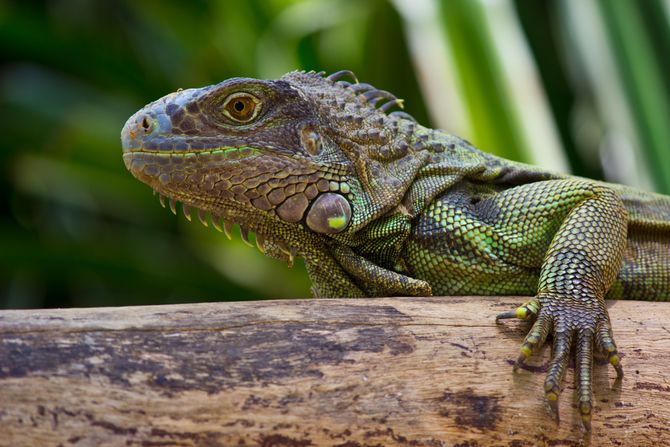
[141,115,153,133]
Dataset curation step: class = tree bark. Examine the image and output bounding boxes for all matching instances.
[0,297,668,446]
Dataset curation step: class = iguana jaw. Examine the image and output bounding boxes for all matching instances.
[121,81,354,263]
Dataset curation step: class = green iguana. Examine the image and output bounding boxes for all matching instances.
[121,70,670,431]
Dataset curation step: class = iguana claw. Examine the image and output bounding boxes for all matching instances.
[499,293,622,432]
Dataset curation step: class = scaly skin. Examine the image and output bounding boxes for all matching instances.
[121,70,670,431]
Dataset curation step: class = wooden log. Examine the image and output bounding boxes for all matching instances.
[0,297,668,446]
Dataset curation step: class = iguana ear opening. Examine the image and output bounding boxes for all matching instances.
[300,124,323,156]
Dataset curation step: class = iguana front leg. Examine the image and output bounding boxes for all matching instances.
[303,247,366,298]
[304,244,432,298]
[497,182,627,431]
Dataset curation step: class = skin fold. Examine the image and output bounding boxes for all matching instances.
[121,70,670,431]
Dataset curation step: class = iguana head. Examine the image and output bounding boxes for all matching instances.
[121,70,429,264]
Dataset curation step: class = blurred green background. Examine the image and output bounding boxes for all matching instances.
[1,0,669,308]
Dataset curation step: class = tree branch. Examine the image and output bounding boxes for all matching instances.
[0,297,668,446]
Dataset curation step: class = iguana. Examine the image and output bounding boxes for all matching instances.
[121,70,670,431]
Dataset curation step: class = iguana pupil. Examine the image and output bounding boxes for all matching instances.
[222,92,259,122]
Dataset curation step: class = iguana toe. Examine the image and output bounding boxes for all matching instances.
[499,295,622,431]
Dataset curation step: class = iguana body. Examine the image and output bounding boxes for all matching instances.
[121,70,670,430]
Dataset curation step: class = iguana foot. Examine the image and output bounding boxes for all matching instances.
[496,293,623,431]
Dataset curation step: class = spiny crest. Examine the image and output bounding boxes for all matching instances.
[282,69,417,124]
[281,70,421,164]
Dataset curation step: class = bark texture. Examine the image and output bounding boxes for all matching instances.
[0,297,668,446]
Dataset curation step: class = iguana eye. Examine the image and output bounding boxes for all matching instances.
[222,92,261,123]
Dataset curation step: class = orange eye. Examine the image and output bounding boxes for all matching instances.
[222,92,261,123]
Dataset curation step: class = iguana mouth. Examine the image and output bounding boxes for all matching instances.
[121,146,262,177]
